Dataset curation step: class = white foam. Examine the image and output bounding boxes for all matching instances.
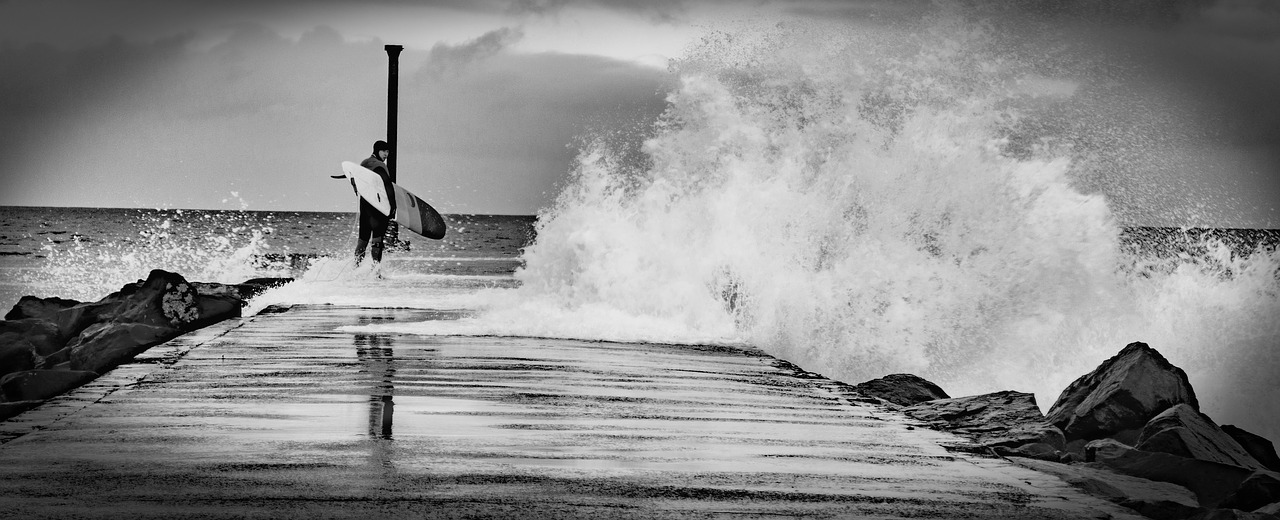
[242,256,496,315]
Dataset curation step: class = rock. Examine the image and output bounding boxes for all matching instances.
[0,319,66,379]
[1137,404,1265,470]
[994,442,1060,462]
[1045,342,1199,443]
[49,299,125,340]
[1011,456,1201,520]
[5,295,80,321]
[903,390,1064,449]
[46,271,242,340]
[852,373,949,406]
[0,400,41,421]
[0,319,65,359]
[239,277,294,298]
[112,270,202,328]
[1258,502,1280,515]
[0,369,98,402]
[1221,471,1280,513]
[107,272,244,331]
[68,322,175,374]
[1187,509,1280,520]
[0,271,249,409]
[1223,425,1280,473]
[0,341,35,381]
[1087,438,1136,462]
[1064,438,1091,460]
[1088,436,1255,508]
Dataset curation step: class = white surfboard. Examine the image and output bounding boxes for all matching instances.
[333,161,447,240]
[339,161,393,215]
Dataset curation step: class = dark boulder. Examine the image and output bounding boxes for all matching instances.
[0,341,35,380]
[1220,471,1280,513]
[68,322,174,375]
[852,373,950,406]
[111,270,202,329]
[993,442,1061,462]
[1222,425,1280,473]
[239,277,294,298]
[1012,456,1201,520]
[0,400,41,421]
[47,271,242,341]
[0,369,98,402]
[903,390,1064,450]
[0,319,64,379]
[1045,342,1198,443]
[1,319,65,359]
[189,283,243,328]
[1187,509,1280,520]
[0,270,250,413]
[48,299,126,341]
[1088,437,1256,508]
[5,295,80,321]
[1136,404,1265,471]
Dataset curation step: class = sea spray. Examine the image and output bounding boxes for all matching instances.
[27,209,292,302]
[505,16,1280,440]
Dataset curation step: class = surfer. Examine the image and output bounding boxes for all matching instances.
[352,140,397,265]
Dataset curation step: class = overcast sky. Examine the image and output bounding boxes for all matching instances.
[1,0,1278,226]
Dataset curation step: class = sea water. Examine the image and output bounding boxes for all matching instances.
[4,12,1280,443]
[0,206,534,313]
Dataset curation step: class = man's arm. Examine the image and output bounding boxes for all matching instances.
[375,167,398,215]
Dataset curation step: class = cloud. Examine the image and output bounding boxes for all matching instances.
[421,27,525,79]
[949,0,1280,225]
[401,41,671,212]
[953,0,1215,25]
[506,0,690,22]
[1191,0,1280,40]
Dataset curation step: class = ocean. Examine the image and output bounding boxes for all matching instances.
[4,16,1280,446]
[0,206,534,311]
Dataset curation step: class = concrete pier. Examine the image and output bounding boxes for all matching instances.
[0,305,1140,519]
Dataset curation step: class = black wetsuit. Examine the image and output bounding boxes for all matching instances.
[354,155,397,264]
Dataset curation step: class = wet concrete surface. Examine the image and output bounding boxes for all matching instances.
[0,305,1142,519]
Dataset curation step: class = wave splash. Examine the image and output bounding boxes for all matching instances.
[28,209,290,302]
[477,15,1280,438]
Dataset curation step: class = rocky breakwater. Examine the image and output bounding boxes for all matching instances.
[0,270,291,420]
[853,342,1280,520]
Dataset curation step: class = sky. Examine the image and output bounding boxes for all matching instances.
[0,0,1278,226]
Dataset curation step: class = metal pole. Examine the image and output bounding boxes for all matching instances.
[385,44,402,183]
[384,44,403,250]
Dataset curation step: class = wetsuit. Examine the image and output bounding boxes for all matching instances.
[354,154,397,264]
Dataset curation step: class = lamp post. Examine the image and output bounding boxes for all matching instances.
[384,44,403,250]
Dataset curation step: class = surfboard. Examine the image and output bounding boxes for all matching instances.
[336,161,447,240]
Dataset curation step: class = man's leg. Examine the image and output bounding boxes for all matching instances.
[369,217,389,263]
[354,239,369,266]
[355,204,375,266]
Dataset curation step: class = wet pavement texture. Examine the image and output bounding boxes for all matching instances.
[0,305,1140,519]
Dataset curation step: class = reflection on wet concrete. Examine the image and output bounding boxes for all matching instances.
[0,305,1144,519]
[354,325,395,440]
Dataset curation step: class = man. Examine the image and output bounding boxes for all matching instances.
[353,140,397,266]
